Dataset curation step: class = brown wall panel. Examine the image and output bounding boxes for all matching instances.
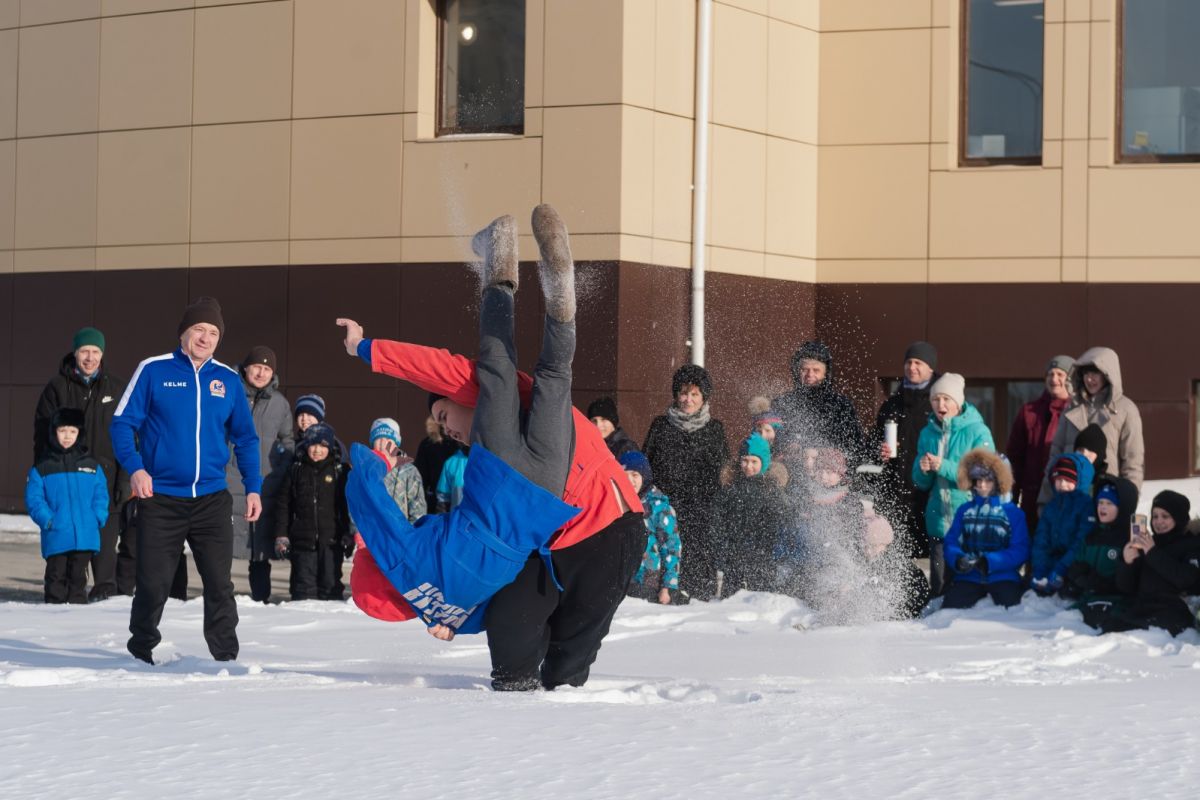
[5,385,41,510]
[1139,401,1191,480]
[573,261,619,394]
[0,275,12,384]
[0,388,11,509]
[189,266,290,375]
[11,272,96,385]
[397,262,482,356]
[93,269,190,379]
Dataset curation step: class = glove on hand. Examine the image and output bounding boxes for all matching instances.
[954,554,978,574]
[340,535,355,559]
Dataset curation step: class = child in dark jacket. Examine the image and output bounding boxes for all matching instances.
[275,423,351,601]
[942,449,1030,609]
[1062,477,1138,620]
[711,433,785,597]
[25,408,109,604]
[1031,453,1096,595]
[1105,490,1200,636]
[619,451,682,605]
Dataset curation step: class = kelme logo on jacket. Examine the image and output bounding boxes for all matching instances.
[209,380,226,398]
[163,381,187,388]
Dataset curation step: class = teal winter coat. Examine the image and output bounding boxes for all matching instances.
[911,403,995,540]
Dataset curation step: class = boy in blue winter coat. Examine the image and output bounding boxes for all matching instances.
[942,448,1030,609]
[1031,454,1096,595]
[619,451,682,605]
[26,408,110,604]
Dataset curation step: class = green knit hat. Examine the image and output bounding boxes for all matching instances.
[740,432,771,474]
[72,327,105,352]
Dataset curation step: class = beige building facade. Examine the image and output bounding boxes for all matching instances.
[0,0,1197,507]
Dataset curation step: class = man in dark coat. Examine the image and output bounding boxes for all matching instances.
[33,327,130,600]
[872,341,938,559]
[772,340,864,463]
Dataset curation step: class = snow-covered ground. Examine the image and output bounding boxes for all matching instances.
[2,589,1199,798]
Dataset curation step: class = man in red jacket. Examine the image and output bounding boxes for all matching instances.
[338,205,644,691]
[1006,354,1074,531]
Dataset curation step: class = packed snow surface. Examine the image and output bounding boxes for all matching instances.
[2,588,1199,799]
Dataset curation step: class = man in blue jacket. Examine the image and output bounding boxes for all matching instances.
[111,297,262,664]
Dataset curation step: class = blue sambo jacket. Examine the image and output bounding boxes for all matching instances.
[346,443,581,634]
[26,447,109,558]
[110,349,261,498]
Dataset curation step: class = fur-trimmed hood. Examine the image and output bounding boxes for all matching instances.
[956,448,1013,495]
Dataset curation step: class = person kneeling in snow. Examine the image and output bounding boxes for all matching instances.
[1030,454,1096,596]
[620,451,682,605]
[710,433,786,597]
[942,449,1030,610]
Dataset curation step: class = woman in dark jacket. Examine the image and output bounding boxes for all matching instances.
[275,423,350,601]
[1110,490,1200,636]
[643,364,729,599]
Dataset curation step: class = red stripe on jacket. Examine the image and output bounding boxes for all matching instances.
[370,339,642,549]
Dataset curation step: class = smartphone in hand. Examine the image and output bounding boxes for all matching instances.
[1130,513,1148,541]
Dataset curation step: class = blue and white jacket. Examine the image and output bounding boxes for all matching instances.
[26,446,109,558]
[110,349,261,498]
[944,494,1030,585]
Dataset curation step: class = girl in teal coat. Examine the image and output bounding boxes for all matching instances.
[911,373,995,596]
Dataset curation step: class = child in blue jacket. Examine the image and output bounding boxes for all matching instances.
[1031,453,1096,595]
[619,451,682,605]
[943,448,1030,609]
[26,408,109,604]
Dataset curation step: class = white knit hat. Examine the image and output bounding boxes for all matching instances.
[929,372,965,408]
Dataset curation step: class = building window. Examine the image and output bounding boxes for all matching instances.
[1118,0,1200,162]
[437,0,525,136]
[960,0,1045,165]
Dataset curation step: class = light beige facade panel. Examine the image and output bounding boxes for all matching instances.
[400,235,477,264]
[707,243,764,277]
[928,258,1062,283]
[929,25,954,146]
[542,0,623,107]
[1062,21,1090,141]
[0,138,12,249]
[620,105,654,237]
[654,0,696,118]
[293,0,405,118]
[401,136,542,238]
[15,134,98,249]
[403,0,434,117]
[817,144,928,260]
[540,231,616,262]
[618,232,652,264]
[1062,255,1086,281]
[17,19,100,137]
[933,0,951,28]
[0,1,17,30]
[525,0,545,109]
[1089,167,1200,258]
[291,115,403,240]
[290,237,402,266]
[1089,19,1114,142]
[652,111,694,243]
[929,169,1062,259]
[1091,0,1113,21]
[819,0,931,32]
[816,258,928,284]
[718,0,766,16]
[97,243,189,270]
[14,247,95,272]
[542,105,621,234]
[622,0,655,110]
[711,2,767,133]
[707,124,766,253]
[20,0,99,26]
[765,137,816,259]
[0,29,15,138]
[767,19,817,145]
[191,121,291,243]
[102,1,195,15]
[99,10,194,130]
[769,0,817,30]
[1088,258,1200,282]
[190,240,288,268]
[98,127,190,246]
[1060,140,1088,256]
[1043,20,1064,142]
[765,253,817,283]
[0,250,11,272]
[651,236,690,268]
[193,1,293,125]
[1045,0,1064,23]
[1065,0,1090,23]
[819,28,931,146]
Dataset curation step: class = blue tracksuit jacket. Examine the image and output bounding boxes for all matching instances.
[346,442,581,634]
[110,349,261,498]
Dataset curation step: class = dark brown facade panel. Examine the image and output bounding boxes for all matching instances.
[93,269,191,380]
[0,275,12,384]
[572,261,619,394]
[189,266,290,376]
[11,272,96,385]
[5,385,42,509]
[0,387,10,509]
[1138,402,1191,483]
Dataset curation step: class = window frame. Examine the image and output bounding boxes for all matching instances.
[958,0,1045,167]
[1115,0,1200,164]
[435,0,526,138]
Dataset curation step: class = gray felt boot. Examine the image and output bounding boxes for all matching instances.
[472,214,518,292]
[531,204,575,323]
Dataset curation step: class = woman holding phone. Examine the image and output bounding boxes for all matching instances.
[1111,490,1200,635]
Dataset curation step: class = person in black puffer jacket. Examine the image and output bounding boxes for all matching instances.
[643,364,729,599]
[710,433,785,598]
[275,423,350,601]
[772,340,864,468]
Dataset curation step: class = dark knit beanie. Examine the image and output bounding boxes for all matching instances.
[672,364,713,402]
[1046,354,1075,375]
[51,407,86,433]
[302,422,336,450]
[791,340,833,381]
[177,296,225,338]
[72,327,105,352]
[1050,456,1078,484]
[242,345,277,372]
[903,341,938,370]
[294,394,326,422]
[618,450,653,494]
[1074,424,1107,458]
[1096,483,1119,507]
[586,397,620,426]
[1152,490,1191,533]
